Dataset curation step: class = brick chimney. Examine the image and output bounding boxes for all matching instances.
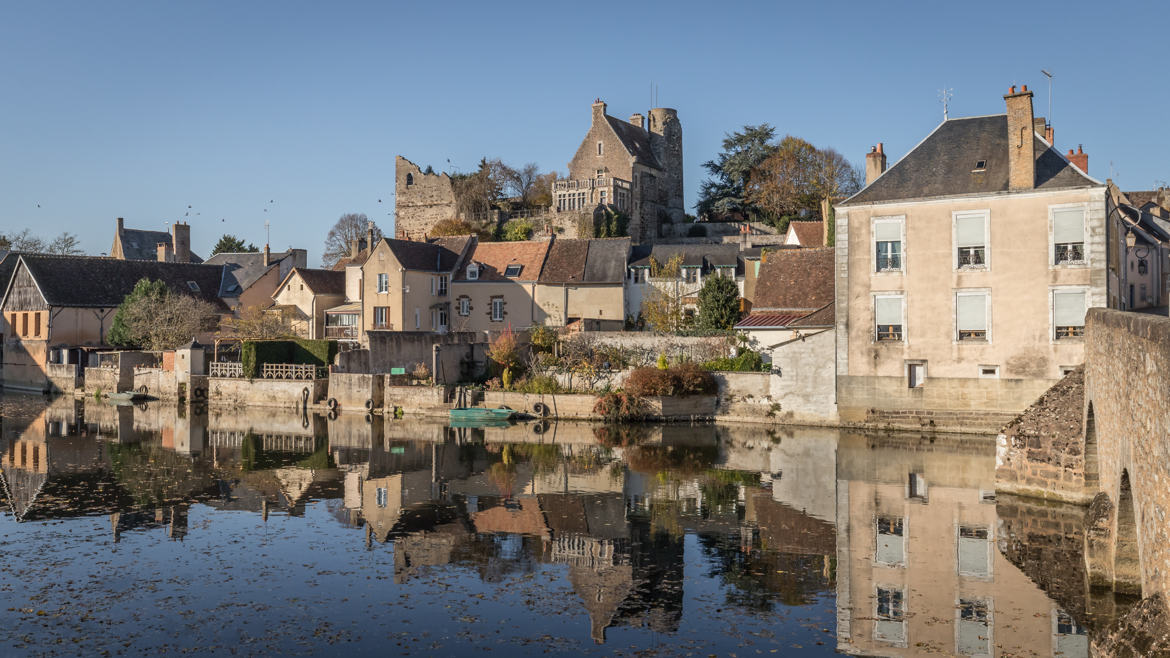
[629,113,644,129]
[1005,85,1036,190]
[865,143,887,186]
[171,222,191,263]
[157,242,173,262]
[1067,145,1088,174]
[366,222,375,252]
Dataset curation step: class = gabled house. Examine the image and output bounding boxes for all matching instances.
[204,246,307,314]
[625,243,740,323]
[0,255,228,391]
[361,236,474,338]
[735,247,835,346]
[783,220,826,247]
[270,268,346,339]
[833,83,1107,429]
[450,239,551,333]
[534,237,630,331]
[110,217,203,263]
[1107,183,1170,311]
[323,230,378,342]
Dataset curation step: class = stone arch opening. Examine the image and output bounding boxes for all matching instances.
[406,173,414,186]
[1083,402,1099,489]
[1114,469,1142,595]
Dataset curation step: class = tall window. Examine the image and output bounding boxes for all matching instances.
[958,525,991,578]
[597,141,603,156]
[876,516,905,566]
[955,211,988,268]
[957,599,991,656]
[874,587,906,645]
[874,294,904,341]
[458,297,470,316]
[437,275,448,296]
[1053,206,1086,264]
[377,273,389,293]
[874,218,903,272]
[956,291,989,341]
[376,487,388,507]
[33,312,41,337]
[372,307,388,328]
[491,298,505,322]
[1053,288,1087,339]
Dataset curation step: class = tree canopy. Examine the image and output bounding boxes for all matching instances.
[322,213,382,268]
[696,275,741,331]
[108,278,218,350]
[211,234,258,256]
[696,125,778,222]
[0,229,84,255]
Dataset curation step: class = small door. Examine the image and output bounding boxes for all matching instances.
[907,363,925,388]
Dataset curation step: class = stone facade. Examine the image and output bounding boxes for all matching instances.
[394,156,458,240]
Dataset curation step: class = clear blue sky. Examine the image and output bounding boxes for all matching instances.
[2,0,1166,265]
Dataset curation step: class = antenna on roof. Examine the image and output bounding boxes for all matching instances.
[938,87,953,120]
[1041,69,1054,130]
[265,219,271,245]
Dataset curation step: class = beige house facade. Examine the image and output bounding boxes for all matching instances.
[449,240,550,334]
[834,85,1106,430]
[533,237,628,330]
[270,268,346,339]
[359,237,471,340]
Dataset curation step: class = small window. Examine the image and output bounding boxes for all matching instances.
[874,218,903,272]
[186,281,200,292]
[1059,365,1077,376]
[377,273,389,294]
[979,365,1000,379]
[907,362,926,389]
[376,487,388,507]
[33,312,41,337]
[21,312,28,337]
[876,587,904,621]
[1053,289,1087,339]
[683,267,699,284]
[491,298,505,322]
[504,264,523,277]
[908,472,928,501]
[973,160,987,171]
[875,295,904,342]
[414,308,420,330]
[467,263,479,280]
[1053,207,1086,265]
[458,297,470,316]
[597,141,603,156]
[596,169,604,179]
[406,173,414,186]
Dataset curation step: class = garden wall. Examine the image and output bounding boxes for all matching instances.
[207,377,326,411]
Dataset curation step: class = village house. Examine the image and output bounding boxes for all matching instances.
[109,217,203,263]
[205,245,307,315]
[449,239,551,333]
[323,229,378,343]
[625,243,739,324]
[533,237,630,331]
[360,236,473,339]
[0,255,228,391]
[270,268,346,339]
[833,83,1107,430]
[550,100,685,243]
[1106,183,1170,311]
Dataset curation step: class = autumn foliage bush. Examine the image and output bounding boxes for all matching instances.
[623,363,716,397]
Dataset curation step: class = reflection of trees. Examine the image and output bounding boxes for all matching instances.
[107,442,218,508]
[697,534,835,611]
[623,445,719,475]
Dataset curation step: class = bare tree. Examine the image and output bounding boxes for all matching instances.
[501,162,542,206]
[219,304,294,339]
[1,229,46,253]
[47,232,84,255]
[322,213,382,268]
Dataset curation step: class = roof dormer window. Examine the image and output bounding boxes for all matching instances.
[504,264,522,277]
[467,263,479,280]
[973,160,987,172]
[186,281,200,292]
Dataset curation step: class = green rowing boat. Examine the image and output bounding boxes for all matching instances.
[449,407,516,424]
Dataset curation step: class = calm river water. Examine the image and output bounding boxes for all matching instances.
[0,394,1127,656]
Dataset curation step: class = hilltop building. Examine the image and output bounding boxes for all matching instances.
[110,217,202,263]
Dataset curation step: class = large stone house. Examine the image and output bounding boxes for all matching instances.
[533,237,630,331]
[360,236,473,338]
[833,83,1107,431]
[449,239,551,333]
[270,268,346,339]
[0,255,228,391]
[550,100,684,244]
[110,217,202,263]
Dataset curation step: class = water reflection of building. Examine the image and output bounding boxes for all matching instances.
[834,433,1089,657]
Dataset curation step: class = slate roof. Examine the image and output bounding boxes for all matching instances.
[284,267,345,296]
[8,254,228,310]
[380,236,469,272]
[787,221,824,246]
[331,251,370,270]
[605,116,661,169]
[841,115,1099,206]
[0,252,21,297]
[539,237,630,284]
[454,239,551,282]
[205,250,296,297]
[751,247,834,312]
[116,228,204,263]
[628,243,739,270]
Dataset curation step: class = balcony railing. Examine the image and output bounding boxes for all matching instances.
[553,176,631,192]
[261,363,326,380]
[325,325,358,340]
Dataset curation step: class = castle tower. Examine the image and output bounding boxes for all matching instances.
[648,108,684,223]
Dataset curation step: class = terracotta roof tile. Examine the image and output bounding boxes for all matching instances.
[788,221,824,246]
[752,247,834,312]
[456,239,550,282]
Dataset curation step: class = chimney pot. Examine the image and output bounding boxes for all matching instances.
[1009,85,1016,94]
[1022,85,1028,92]
[865,143,888,186]
[877,142,883,154]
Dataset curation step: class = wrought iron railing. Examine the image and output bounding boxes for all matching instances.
[260,363,326,380]
[325,325,358,340]
[209,362,243,378]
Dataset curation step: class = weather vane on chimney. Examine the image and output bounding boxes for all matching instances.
[938,88,953,120]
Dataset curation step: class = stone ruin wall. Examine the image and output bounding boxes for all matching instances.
[394,156,457,240]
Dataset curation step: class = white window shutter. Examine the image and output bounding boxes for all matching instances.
[874,220,902,242]
[1054,290,1086,326]
[955,214,985,247]
[1053,208,1085,243]
[875,296,902,324]
[957,294,987,331]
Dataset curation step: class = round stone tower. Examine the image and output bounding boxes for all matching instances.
[647,108,684,223]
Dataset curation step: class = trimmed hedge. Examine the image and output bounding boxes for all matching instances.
[240,338,339,378]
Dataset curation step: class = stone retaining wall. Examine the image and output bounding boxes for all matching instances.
[207,377,326,411]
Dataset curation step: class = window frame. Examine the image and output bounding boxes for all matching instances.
[1049,203,1089,268]
[952,209,990,271]
[1050,286,1089,342]
[458,297,470,316]
[372,306,389,328]
[491,297,505,322]
[466,264,479,281]
[376,272,389,294]
[873,292,905,343]
[872,215,905,274]
[437,274,448,296]
[954,289,991,343]
[504,264,523,278]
